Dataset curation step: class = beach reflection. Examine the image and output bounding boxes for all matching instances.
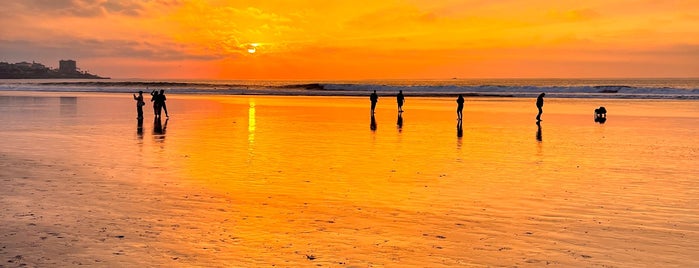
[248,99,256,144]
[457,119,463,138]
[370,114,377,131]
[2,93,699,267]
[59,96,77,116]
[137,117,144,138]
[153,117,167,142]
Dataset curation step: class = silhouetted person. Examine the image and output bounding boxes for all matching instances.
[536,121,542,142]
[536,92,545,121]
[456,94,464,120]
[150,90,161,117]
[159,89,169,118]
[370,90,378,114]
[133,91,145,119]
[397,112,403,130]
[370,114,377,131]
[396,90,405,112]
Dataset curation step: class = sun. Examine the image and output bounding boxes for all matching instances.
[247,43,259,54]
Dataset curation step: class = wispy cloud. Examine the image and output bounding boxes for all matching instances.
[1,0,697,78]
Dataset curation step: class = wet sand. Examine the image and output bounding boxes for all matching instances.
[1,92,698,267]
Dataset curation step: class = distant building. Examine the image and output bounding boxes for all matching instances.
[16,61,32,68]
[59,60,77,73]
[31,61,46,70]
[1,60,107,79]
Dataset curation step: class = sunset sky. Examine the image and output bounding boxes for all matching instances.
[1,0,697,79]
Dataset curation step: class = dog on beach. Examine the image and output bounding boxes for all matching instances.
[594,106,607,123]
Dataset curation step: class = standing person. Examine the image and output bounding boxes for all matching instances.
[536,92,545,121]
[396,90,405,112]
[133,91,145,119]
[456,94,464,120]
[150,89,161,117]
[370,90,378,114]
[159,89,169,118]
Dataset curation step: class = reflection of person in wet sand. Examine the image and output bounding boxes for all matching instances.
[133,91,145,119]
[457,119,463,138]
[536,92,545,121]
[137,117,143,137]
[153,117,168,135]
[397,112,403,130]
[396,90,405,112]
[370,90,378,114]
[536,121,542,142]
[456,94,464,120]
[153,117,162,134]
[370,114,377,131]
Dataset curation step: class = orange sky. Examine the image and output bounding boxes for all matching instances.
[1,0,697,79]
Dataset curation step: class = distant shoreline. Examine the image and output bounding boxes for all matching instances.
[0,61,109,79]
[0,73,109,79]
[0,77,110,79]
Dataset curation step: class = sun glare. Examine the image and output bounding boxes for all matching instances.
[247,43,259,54]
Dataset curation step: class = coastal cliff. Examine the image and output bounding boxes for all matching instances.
[0,60,108,79]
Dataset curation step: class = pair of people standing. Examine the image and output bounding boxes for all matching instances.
[369,90,405,114]
[150,89,169,118]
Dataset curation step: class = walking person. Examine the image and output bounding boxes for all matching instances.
[396,90,405,112]
[536,92,545,121]
[370,90,378,114]
[133,91,145,119]
[456,94,464,120]
[159,89,169,118]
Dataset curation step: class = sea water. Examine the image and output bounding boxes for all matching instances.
[1,78,698,99]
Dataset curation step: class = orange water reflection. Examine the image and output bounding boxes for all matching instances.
[1,93,697,266]
[147,96,699,266]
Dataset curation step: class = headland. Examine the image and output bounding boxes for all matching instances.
[0,60,108,79]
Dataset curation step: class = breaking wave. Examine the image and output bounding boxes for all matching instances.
[1,79,698,99]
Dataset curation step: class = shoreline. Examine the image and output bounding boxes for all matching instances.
[1,77,698,100]
[2,89,699,100]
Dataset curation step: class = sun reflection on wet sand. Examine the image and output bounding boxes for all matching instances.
[1,93,698,266]
[248,98,256,143]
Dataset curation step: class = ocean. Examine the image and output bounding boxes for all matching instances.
[1,78,698,99]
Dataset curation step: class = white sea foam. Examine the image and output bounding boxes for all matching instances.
[0,78,698,99]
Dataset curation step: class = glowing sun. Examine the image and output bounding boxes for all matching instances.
[247,43,258,54]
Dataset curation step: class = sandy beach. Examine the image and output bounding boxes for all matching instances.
[1,92,698,267]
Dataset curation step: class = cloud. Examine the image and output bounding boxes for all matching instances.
[3,0,180,17]
[0,38,221,64]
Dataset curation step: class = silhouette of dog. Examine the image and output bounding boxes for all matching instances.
[594,106,607,118]
[594,106,607,123]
